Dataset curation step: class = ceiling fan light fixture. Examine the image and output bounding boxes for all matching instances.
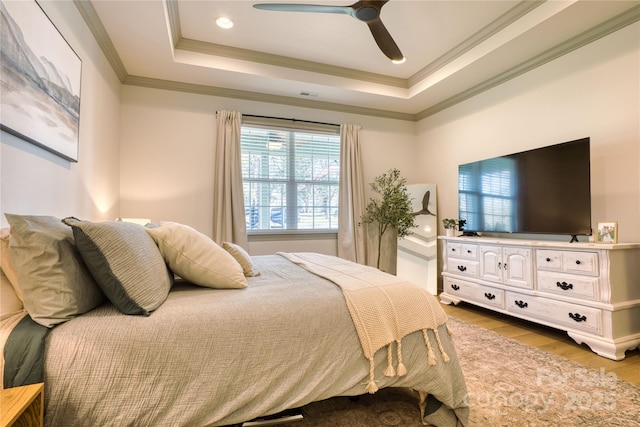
[391,57,406,65]
[216,16,234,29]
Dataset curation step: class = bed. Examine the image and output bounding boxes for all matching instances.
[1,215,469,426]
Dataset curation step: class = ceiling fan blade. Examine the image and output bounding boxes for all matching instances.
[366,18,404,62]
[253,4,352,16]
[254,0,404,62]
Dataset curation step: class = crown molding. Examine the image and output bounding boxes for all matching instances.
[416,4,640,120]
[409,1,544,87]
[165,0,180,48]
[73,0,127,82]
[123,75,417,122]
[76,1,640,123]
[176,38,408,89]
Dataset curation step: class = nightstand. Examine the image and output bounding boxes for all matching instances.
[1,383,44,427]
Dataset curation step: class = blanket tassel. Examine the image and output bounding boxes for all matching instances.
[434,330,451,363]
[384,344,396,377]
[422,329,437,366]
[396,340,407,376]
[365,357,378,394]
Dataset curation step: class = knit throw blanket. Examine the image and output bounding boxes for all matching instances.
[278,252,450,394]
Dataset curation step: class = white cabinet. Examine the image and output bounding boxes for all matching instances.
[440,236,640,360]
[480,245,532,289]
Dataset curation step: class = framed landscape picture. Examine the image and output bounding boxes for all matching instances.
[596,221,617,244]
[0,0,82,162]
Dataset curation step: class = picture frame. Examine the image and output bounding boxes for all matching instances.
[596,221,618,244]
[0,0,82,162]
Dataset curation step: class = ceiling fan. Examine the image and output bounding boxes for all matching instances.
[253,1,405,63]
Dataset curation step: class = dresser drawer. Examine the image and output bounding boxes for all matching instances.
[444,278,504,309]
[537,271,599,301]
[563,251,598,275]
[506,292,602,335]
[447,243,478,260]
[536,250,562,270]
[536,250,598,276]
[447,258,479,278]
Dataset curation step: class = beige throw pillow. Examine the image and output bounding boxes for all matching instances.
[147,222,247,289]
[0,228,22,302]
[1,269,23,320]
[222,241,259,277]
[6,215,106,327]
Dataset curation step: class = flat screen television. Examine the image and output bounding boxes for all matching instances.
[458,137,591,241]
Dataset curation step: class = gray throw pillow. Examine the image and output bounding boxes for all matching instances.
[5,214,106,327]
[62,217,172,316]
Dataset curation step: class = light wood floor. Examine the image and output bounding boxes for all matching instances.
[441,301,640,386]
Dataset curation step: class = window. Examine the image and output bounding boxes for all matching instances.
[459,157,516,232]
[241,118,340,232]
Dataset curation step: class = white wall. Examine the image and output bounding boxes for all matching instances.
[1,1,121,226]
[119,86,417,257]
[3,2,637,257]
[416,22,640,244]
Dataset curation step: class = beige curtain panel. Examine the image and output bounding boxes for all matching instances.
[338,123,367,264]
[212,110,248,249]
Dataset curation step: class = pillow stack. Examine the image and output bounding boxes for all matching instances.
[2,214,254,326]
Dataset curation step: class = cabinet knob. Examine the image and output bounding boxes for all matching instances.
[451,248,456,252]
[546,257,551,262]
[467,250,472,254]
[576,260,581,265]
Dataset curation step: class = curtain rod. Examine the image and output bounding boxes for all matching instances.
[242,114,339,128]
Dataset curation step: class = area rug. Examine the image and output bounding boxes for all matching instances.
[259,317,640,426]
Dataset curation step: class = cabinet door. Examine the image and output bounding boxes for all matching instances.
[480,246,502,282]
[502,247,532,289]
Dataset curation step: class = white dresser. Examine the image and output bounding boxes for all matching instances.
[439,236,640,360]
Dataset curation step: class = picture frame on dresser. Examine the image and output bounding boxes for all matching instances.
[596,221,617,244]
[0,0,82,162]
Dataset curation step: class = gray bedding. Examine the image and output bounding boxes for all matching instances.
[41,255,468,426]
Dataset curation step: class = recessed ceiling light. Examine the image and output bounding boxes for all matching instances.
[216,17,234,29]
[392,57,407,65]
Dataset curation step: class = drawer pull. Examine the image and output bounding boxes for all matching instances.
[569,312,587,322]
[451,248,456,252]
[575,260,581,265]
[467,250,472,254]
[484,293,496,300]
[556,281,574,291]
[546,257,551,262]
[451,284,460,291]
[457,265,467,272]
[514,300,528,309]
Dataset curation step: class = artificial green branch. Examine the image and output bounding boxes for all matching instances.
[361,168,417,269]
